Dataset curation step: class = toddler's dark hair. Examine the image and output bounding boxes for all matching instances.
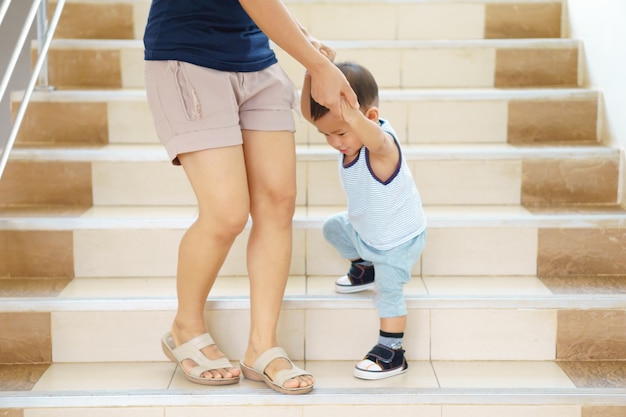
[309,62,379,121]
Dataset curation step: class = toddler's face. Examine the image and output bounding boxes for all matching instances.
[313,113,364,159]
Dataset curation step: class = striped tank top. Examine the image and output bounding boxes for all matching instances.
[339,119,426,250]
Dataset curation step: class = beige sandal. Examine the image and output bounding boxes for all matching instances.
[240,346,314,394]
[161,332,239,386]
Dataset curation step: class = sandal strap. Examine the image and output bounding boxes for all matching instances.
[172,333,233,371]
[253,346,311,386]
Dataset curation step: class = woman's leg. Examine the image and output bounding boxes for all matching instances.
[241,129,313,389]
[172,145,250,380]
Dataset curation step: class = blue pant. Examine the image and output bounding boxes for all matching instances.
[322,212,427,318]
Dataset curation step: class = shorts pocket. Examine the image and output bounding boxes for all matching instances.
[169,61,202,121]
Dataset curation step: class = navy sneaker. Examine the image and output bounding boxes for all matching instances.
[353,344,408,380]
[335,260,375,293]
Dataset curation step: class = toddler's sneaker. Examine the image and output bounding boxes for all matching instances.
[335,260,375,293]
[353,344,408,380]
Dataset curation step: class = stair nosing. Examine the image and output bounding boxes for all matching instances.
[12,87,599,102]
[43,38,580,50]
[2,386,625,408]
[9,144,618,162]
[2,293,625,313]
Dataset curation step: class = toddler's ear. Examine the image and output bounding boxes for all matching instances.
[365,106,379,121]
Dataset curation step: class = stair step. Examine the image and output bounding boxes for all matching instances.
[1,205,625,280]
[2,143,619,207]
[40,38,580,89]
[2,361,625,413]
[2,283,625,364]
[54,0,564,41]
[10,87,599,146]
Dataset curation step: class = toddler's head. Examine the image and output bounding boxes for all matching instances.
[309,62,379,121]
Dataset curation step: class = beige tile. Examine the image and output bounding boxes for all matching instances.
[398,4,484,40]
[0,277,71,297]
[485,3,562,39]
[0,231,74,278]
[304,404,440,417]
[73,229,183,277]
[422,228,537,276]
[443,406,581,417]
[423,276,552,296]
[309,4,396,40]
[338,49,403,89]
[557,310,626,360]
[412,160,521,205]
[306,160,346,206]
[167,406,297,417]
[431,309,557,360]
[433,361,575,388]
[305,309,430,360]
[45,49,122,88]
[133,3,151,40]
[381,102,408,143]
[408,101,508,144]
[14,101,108,145]
[538,229,626,276]
[53,2,135,39]
[0,161,93,206]
[306,276,427,297]
[306,360,439,390]
[403,48,495,88]
[51,311,174,362]
[0,364,49,391]
[0,408,23,417]
[508,99,598,144]
[120,48,146,88]
[0,313,51,364]
[539,276,626,294]
[108,100,158,144]
[32,362,175,391]
[306,228,348,276]
[522,158,619,205]
[559,361,626,389]
[26,409,162,417]
[496,48,578,87]
[583,406,626,417]
[59,277,176,298]
[92,161,194,205]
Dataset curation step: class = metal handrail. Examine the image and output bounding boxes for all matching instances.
[0,0,66,180]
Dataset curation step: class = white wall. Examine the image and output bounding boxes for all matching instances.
[564,0,626,206]
[563,0,626,148]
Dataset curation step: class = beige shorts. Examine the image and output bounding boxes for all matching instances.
[144,60,298,165]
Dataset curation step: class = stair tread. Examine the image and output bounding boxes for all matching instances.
[2,360,625,408]
[2,205,625,230]
[2,275,624,311]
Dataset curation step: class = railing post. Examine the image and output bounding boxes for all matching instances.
[36,0,51,90]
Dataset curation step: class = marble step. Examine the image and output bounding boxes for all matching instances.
[1,205,626,280]
[2,360,625,415]
[10,88,599,147]
[52,0,564,41]
[37,38,579,89]
[1,143,619,207]
[1,274,625,364]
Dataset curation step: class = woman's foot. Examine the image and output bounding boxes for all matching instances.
[241,346,314,394]
[167,326,240,382]
[243,347,314,391]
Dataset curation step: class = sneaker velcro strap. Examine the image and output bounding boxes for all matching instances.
[365,344,403,365]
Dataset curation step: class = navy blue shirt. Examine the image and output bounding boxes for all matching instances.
[144,0,277,72]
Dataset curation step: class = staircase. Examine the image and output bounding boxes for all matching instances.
[1,0,625,415]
